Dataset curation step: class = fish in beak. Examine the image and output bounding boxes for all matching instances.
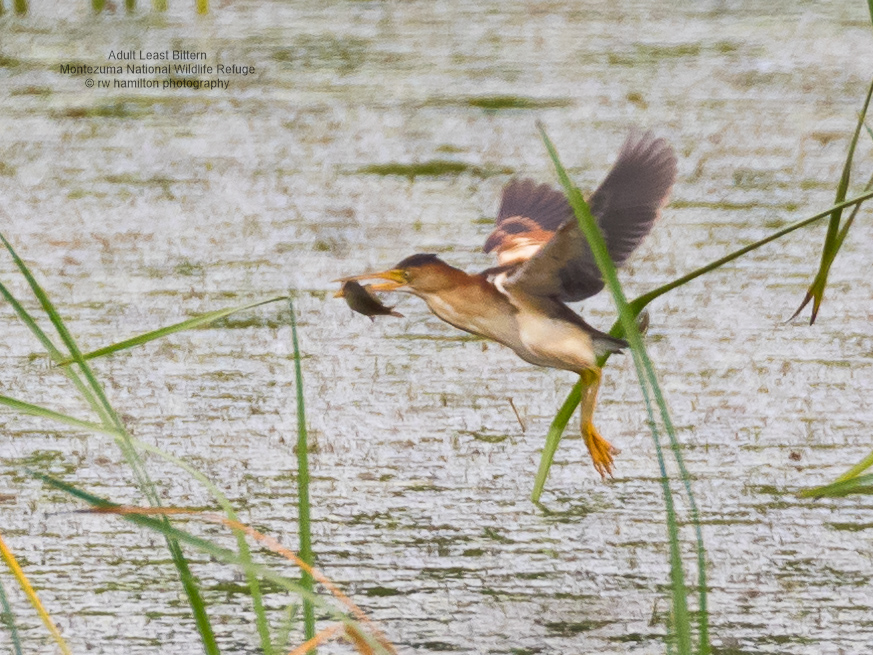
[333,279,404,320]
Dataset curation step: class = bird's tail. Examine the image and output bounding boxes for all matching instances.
[592,333,628,359]
[591,310,651,358]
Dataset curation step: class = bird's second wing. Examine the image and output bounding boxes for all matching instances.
[483,178,575,266]
[506,130,677,302]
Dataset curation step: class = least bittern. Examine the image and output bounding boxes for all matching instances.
[339,130,677,477]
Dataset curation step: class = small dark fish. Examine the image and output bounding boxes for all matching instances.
[334,280,403,321]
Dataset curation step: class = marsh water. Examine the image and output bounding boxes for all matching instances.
[2,1,873,653]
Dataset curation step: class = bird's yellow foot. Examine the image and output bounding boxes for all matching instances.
[582,421,620,478]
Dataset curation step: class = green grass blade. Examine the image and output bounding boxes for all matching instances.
[289,300,317,645]
[540,124,703,654]
[165,540,219,654]
[0,234,220,654]
[0,394,124,437]
[0,279,65,362]
[55,296,289,366]
[790,75,873,323]
[800,474,873,498]
[0,575,23,655]
[531,380,583,502]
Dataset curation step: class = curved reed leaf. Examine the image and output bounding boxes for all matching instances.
[0,390,271,651]
[800,433,873,499]
[0,394,124,437]
[834,450,873,484]
[531,381,583,502]
[627,188,873,322]
[790,75,873,324]
[55,295,289,366]
[833,172,873,253]
[290,300,317,645]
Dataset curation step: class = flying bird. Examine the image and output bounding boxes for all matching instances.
[338,130,677,477]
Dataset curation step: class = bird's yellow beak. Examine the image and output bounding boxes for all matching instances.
[333,269,407,292]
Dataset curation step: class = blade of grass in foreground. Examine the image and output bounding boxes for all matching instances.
[790,75,873,324]
[55,295,289,366]
[540,124,707,654]
[0,532,71,655]
[290,300,317,646]
[0,234,220,655]
[0,570,23,655]
[0,394,125,437]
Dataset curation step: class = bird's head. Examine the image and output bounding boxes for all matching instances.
[337,253,458,295]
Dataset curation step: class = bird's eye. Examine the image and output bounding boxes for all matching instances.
[401,270,411,281]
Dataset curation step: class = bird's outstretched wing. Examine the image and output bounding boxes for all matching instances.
[505,129,677,302]
[483,178,574,266]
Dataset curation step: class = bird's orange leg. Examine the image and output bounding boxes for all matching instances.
[579,368,619,478]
